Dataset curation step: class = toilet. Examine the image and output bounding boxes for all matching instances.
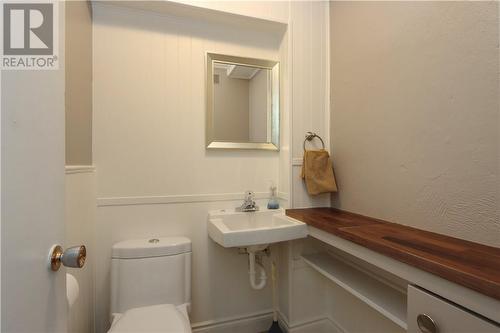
[108,237,192,332]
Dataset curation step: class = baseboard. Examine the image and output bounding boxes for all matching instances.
[190,311,347,333]
[278,313,346,333]
[191,310,273,333]
[326,316,348,333]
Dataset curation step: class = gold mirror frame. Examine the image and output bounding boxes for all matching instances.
[206,52,280,151]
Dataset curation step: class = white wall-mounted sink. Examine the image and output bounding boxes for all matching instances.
[208,208,308,248]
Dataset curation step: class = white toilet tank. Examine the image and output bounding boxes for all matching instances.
[110,237,191,316]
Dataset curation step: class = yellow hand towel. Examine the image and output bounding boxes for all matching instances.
[301,149,338,195]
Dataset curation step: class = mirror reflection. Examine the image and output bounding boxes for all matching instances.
[213,63,271,143]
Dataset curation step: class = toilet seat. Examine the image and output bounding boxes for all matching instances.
[108,304,192,332]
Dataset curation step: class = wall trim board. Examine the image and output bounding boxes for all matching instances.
[278,312,345,333]
[279,312,328,329]
[65,165,96,174]
[191,309,273,333]
[92,1,287,36]
[323,0,331,154]
[292,158,303,166]
[97,191,290,207]
[278,191,289,201]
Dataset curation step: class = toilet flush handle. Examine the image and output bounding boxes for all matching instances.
[49,245,86,272]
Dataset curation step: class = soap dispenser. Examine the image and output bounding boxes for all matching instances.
[267,183,280,209]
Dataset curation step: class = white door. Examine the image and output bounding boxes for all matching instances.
[1,2,68,331]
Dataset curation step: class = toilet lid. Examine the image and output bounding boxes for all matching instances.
[109,304,191,332]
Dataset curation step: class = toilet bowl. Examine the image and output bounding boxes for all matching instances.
[108,237,192,333]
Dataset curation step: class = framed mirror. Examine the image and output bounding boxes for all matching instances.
[206,53,280,150]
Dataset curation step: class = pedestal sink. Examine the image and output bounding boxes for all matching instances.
[208,208,308,248]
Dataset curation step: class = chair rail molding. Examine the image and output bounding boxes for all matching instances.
[97,191,291,207]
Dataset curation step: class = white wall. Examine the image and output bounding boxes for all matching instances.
[92,4,285,332]
[66,169,96,333]
[289,1,331,208]
[330,2,500,247]
[93,4,281,198]
[276,1,333,331]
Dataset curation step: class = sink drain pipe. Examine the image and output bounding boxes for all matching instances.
[247,245,268,290]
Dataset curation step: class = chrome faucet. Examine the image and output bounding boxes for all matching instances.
[237,191,259,212]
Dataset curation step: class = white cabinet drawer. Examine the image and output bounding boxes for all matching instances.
[408,285,500,333]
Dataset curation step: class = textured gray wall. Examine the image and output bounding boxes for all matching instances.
[330,2,499,246]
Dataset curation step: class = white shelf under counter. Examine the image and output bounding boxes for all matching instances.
[302,252,408,330]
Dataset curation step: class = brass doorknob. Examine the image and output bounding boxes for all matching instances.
[49,245,86,271]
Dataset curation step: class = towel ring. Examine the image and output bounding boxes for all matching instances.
[303,132,325,151]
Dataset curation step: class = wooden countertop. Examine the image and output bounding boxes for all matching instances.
[286,207,500,301]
